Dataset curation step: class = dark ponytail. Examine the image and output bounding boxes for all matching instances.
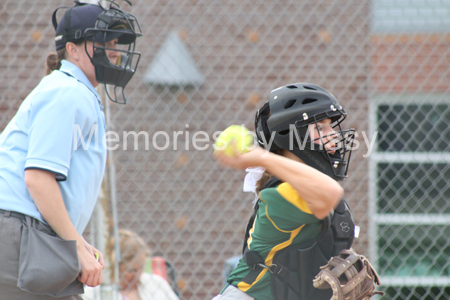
[45,48,66,75]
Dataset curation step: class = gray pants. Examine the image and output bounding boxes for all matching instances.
[0,211,82,300]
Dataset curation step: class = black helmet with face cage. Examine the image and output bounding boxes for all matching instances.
[52,0,142,104]
[254,83,355,181]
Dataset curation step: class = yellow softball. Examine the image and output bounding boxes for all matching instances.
[214,125,254,157]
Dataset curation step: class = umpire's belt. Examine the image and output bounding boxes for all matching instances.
[0,209,27,221]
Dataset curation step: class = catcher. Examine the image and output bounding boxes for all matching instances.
[213,83,383,300]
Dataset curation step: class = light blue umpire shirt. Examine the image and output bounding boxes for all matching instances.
[0,60,106,234]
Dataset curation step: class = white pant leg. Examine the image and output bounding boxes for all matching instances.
[212,285,255,300]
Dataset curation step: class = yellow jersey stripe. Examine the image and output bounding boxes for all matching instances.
[262,195,294,233]
[246,216,257,249]
[265,225,303,266]
[276,182,313,214]
[237,269,269,292]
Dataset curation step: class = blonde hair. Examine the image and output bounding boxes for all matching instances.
[107,229,151,281]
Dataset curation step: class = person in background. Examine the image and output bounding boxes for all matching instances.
[84,229,179,300]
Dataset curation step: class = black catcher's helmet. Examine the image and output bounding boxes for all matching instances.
[52,0,143,104]
[255,83,355,181]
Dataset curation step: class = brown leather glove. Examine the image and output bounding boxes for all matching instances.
[313,249,384,300]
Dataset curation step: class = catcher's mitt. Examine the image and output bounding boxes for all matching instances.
[312,249,384,300]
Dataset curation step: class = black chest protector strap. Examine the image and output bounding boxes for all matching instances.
[240,177,283,284]
[240,178,355,300]
[241,177,282,255]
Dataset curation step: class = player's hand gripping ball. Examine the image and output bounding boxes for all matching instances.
[214,125,254,157]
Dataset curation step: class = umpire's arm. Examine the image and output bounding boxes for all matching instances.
[24,169,104,287]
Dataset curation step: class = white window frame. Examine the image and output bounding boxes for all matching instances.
[369,95,450,286]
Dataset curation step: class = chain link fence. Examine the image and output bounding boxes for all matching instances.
[1,0,450,299]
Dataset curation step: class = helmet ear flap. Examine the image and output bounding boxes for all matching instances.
[254,102,268,148]
[254,102,282,151]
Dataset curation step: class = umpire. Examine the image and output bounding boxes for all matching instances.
[0,1,142,299]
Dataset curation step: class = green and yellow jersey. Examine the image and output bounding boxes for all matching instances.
[226,182,321,300]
